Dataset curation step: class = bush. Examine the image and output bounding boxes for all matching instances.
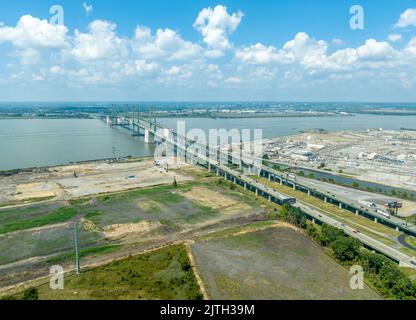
[330,236,361,262]
[23,287,39,300]
[321,224,344,244]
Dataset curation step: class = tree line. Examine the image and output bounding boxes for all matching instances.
[279,204,416,300]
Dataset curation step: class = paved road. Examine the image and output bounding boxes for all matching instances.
[294,200,416,268]
[398,234,416,251]
[129,117,416,268]
[262,165,416,234]
[210,159,416,268]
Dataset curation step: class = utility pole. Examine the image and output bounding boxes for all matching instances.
[137,105,141,136]
[154,106,157,131]
[74,224,80,274]
[111,104,116,126]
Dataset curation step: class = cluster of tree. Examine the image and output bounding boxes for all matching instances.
[279,205,307,229]
[279,204,416,300]
[1,287,39,300]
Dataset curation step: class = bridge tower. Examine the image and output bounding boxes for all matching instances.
[134,105,141,136]
[144,106,156,144]
[110,104,117,126]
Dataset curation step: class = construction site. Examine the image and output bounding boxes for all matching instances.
[263,129,416,192]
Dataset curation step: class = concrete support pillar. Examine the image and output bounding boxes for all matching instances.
[233,177,236,184]
[268,175,271,182]
[280,179,283,186]
[374,218,378,224]
[324,197,328,203]
[164,128,170,139]
[268,195,271,202]
[339,203,343,209]
[396,227,400,232]
[216,168,219,176]
[256,189,259,196]
[312,218,316,224]
[208,163,211,172]
[356,210,359,216]
[307,190,311,197]
[144,129,154,144]
[244,182,247,190]
[293,184,296,191]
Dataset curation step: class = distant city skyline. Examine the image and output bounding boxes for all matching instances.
[1,0,416,102]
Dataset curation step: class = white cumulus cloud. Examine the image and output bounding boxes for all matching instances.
[395,8,416,28]
[388,34,402,42]
[193,5,243,53]
[71,20,127,62]
[133,26,202,61]
[0,15,68,48]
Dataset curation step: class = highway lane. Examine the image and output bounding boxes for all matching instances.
[206,158,416,268]
[294,201,416,268]
[261,165,416,235]
[120,116,416,268]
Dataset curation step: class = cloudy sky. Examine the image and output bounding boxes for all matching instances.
[0,0,416,102]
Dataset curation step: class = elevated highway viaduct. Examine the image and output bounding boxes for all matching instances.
[107,114,416,268]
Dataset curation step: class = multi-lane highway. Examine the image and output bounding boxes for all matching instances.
[113,114,416,268]
[260,165,416,236]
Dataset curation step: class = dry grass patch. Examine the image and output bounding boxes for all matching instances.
[102,221,160,239]
[180,186,251,215]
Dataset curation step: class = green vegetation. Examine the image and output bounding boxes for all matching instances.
[0,207,78,234]
[193,220,276,242]
[314,177,415,201]
[279,205,416,300]
[192,226,379,300]
[405,236,416,248]
[0,196,56,208]
[10,245,202,300]
[46,245,122,265]
[259,177,401,239]
[23,288,39,300]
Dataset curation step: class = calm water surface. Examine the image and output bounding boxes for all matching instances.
[0,119,155,170]
[1,115,416,170]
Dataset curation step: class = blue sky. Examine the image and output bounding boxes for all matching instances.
[0,0,416,102]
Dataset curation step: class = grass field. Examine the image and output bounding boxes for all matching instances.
[191,226,380,300]
[256,177,416,257]
[0,178,266,288]
[259,177,400,237]
[0,223,104,265]
[405,236,416,248]
[73,181,261,228]
[7,244,202,300]
[0,207,79,235]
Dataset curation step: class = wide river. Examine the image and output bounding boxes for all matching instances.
[1,114,416,170]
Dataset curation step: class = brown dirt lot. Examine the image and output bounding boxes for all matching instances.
[191,226,381,300]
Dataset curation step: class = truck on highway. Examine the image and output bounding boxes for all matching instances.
[377,210,391,219]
